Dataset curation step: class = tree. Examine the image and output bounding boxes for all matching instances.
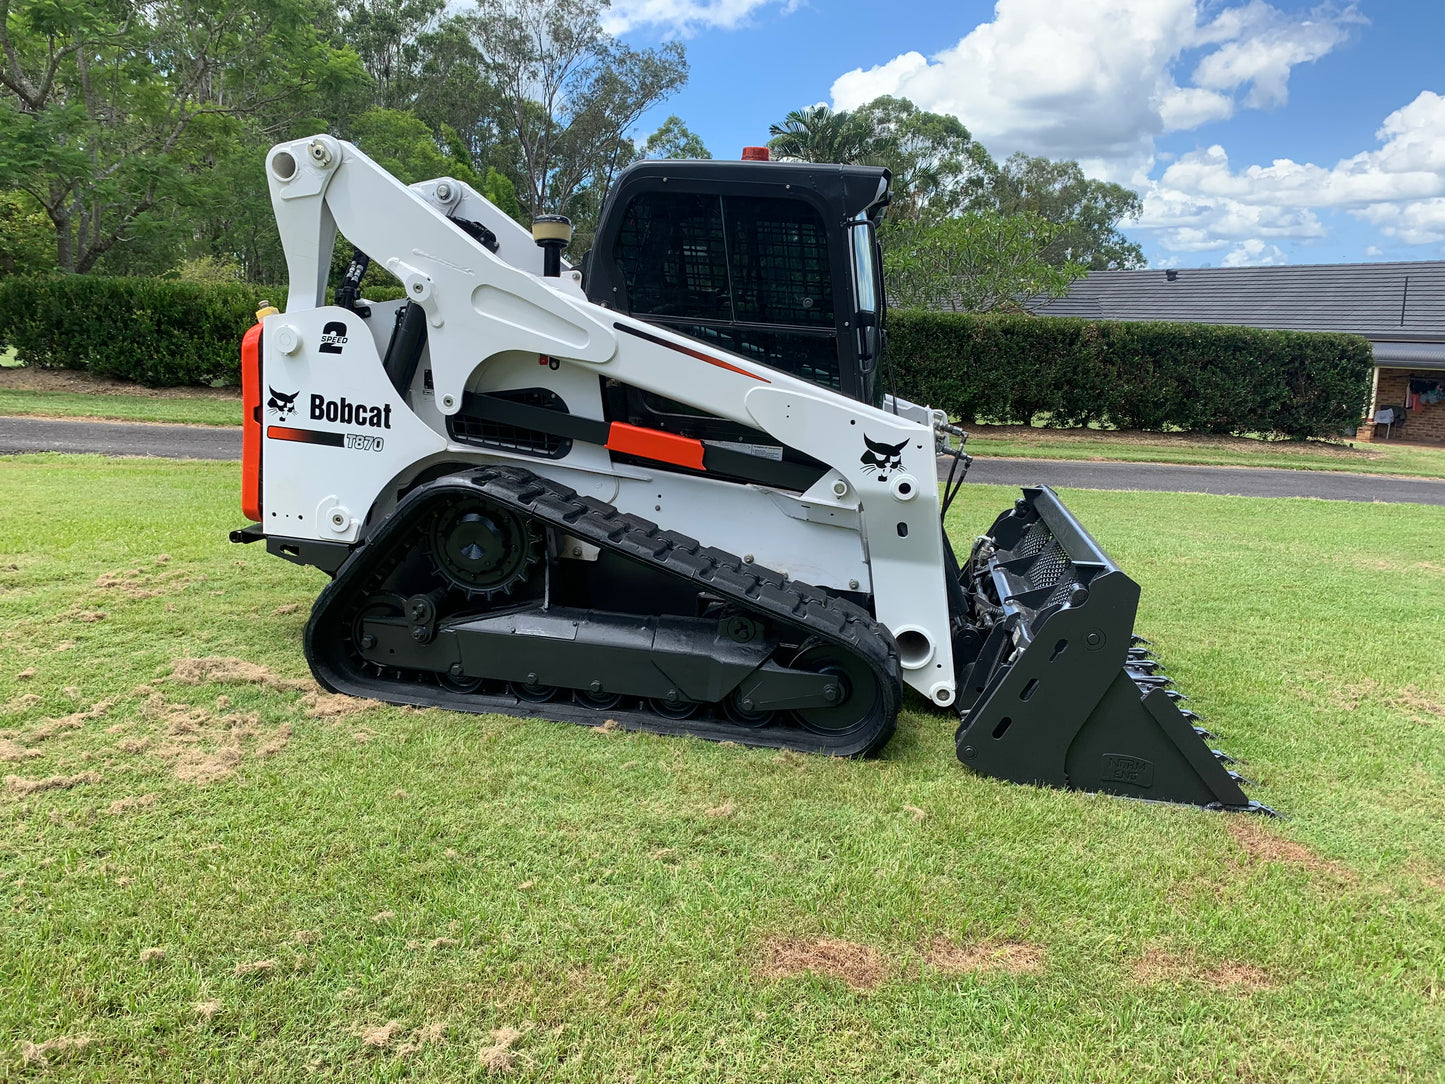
[336,0,446,110]
[335,0,506,159]
[351,108,522,219]
[0,191,52,275]
[0,0,365,273]
[471,0,687,225]
[164,122,300,285]
[883,212,1085,313]
[352,107,461,183]
[769,98,992,222]
[408,18,506,156]
[439,124,522,221]
[641,115,709,160]
[851,97,992,222]
[986,153,1145,270]
[768,104,874,165]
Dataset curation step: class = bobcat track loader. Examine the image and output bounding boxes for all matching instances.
[233,135,1268,812]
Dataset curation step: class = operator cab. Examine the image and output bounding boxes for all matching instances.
[584,152,890,476]
[586,152,890,402]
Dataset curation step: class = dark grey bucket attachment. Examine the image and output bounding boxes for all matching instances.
[953,486,1270,813]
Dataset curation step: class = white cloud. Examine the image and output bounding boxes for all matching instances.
[825,0,1444,259]
[1364,245,1384,257]
[1138,91,1445,252]
[828,0,1361,175]
[1220,239,1288,266]
[1190,1,1361,108]
[1157,86,1235,132]
[601,0,792,36]
[1355,197,1445,246]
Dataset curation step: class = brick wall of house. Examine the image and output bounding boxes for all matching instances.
[1374,369,1445,441]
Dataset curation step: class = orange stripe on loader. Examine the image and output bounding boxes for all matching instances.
[606,422,706,471]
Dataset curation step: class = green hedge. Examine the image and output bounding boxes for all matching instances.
[886,310,1374,438]
[0,276,270,386]
[0,276,408,386]
[0,277,1376,438]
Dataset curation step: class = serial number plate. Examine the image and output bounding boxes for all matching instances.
[345,433,386,451]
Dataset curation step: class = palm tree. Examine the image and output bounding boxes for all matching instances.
[767,105,876,164]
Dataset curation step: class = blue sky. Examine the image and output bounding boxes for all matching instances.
[610,0,1445,268]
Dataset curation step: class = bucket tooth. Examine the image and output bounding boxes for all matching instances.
[1245,800,1281,817]
[1131,635,1152,646]
[1164,690,1189,702]
[1178,708,1201,723]
[1211,749,1235,764]
[955,486,1265,813]
[1193,725,1215,740]
[1227,770,1255,786]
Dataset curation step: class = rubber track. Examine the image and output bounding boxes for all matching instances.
[305,465,902,756]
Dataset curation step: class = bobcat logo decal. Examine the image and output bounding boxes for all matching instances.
[267,387,299,418]
[859,434,908,481]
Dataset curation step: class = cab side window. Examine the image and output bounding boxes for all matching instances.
[612,192,729,321]
[610,191,840,390]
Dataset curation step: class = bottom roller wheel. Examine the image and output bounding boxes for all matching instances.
[574,689,622,710]
[723,691,772,730]
[510,681,558,704]
[439,670,483,694]
[789,643,883,737]
[648,697,698,720]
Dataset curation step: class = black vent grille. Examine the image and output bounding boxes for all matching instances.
[448,387,572,459]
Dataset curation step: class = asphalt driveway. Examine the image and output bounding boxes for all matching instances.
[3,415,1444,506]
[0,416,240,461]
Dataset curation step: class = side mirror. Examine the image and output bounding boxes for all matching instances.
[849,217,881,366]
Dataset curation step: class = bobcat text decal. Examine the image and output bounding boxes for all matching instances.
[310,395,392,429]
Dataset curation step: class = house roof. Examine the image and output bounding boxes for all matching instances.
[1032,261,1445,343]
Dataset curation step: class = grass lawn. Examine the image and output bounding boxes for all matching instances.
[0,389,242,428]
[965,426,1445,480]
[0,359,240,426]
[2,455,1444,1081]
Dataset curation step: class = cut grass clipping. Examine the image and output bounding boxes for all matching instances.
[1,453,1443,1081]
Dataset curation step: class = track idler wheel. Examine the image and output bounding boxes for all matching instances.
[788,643,884,738]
